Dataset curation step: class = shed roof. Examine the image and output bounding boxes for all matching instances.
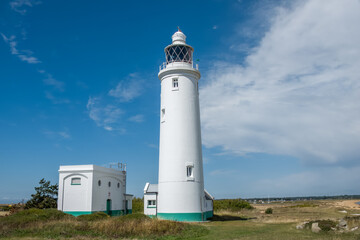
[204,189,214,200]
[144,183,158,193]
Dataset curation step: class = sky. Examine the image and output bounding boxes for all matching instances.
[0,0,359,203]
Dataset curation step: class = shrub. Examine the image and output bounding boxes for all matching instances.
[304,220,337,232]
[265,208,273,214]
[0,205,11,211]
[318,220,336,231]
[77,212,109,221]
[132,197,144,213]
[213,199,253,212]
[115,213,149,221]
[25,178,58,209]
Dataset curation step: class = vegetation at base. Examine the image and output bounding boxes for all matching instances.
[25,178,58,209]
[132,197,144,213]
[214,199,254,212]
[265,208,273,214]
[0,205,11,211]
[77,212,109,221]
[305,220,337,232]
[0,208,208,239]
[288,203,318,208]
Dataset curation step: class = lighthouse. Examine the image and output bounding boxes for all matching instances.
[144,29,213,222]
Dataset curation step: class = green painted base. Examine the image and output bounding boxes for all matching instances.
[157,210,214,222]
[64,211,92,217]
[204,210,213,219]
[64,209,133,217]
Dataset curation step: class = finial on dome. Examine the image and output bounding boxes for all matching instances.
[172,28,186,44]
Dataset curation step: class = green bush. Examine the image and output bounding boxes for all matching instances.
[0,208,73,227]
[132,197,144,213]
[0,205,11,211]
[115,213,149,221]
[265,208,273,214]
[318,220,336,231]
[77,212,109,221]
[213,199,253,212]
[305,220,336,231]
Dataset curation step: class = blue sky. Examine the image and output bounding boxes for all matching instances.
[1,0,359,203]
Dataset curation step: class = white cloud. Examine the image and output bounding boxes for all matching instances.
[86,97,125,133]
[43,129,71,140]
[128,114,144,123]
[108,74,143,102]
[9,0,41,15]
[1,33,40,64]
[42,73,65,91]
[200,0,360,165]
[44,91,70,104]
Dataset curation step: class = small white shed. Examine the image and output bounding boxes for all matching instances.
[143,182,214,220]
[58,164,132,216]
[143,183,158,217]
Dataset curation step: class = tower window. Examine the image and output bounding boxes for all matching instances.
[71,178,81,185]
[186,166,193,177]
[108,181,111,187]
[117,182,120,188]
[172,78,179,89]
[98,180,101,186]
[161,108,165,122]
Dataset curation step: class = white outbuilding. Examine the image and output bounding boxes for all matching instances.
[58,164,132,216]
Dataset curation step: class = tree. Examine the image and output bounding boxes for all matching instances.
[25,178,58,209]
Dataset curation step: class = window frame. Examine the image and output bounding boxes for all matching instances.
[147,200,156,208]
[71,177,81,185]
[172,77,179,90]
[185,162,195,181]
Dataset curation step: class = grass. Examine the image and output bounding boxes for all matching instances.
[1,200,360,239]
[0,209,208,239]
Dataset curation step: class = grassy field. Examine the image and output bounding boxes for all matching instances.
[193,200,360,240]
[1,200,360,239]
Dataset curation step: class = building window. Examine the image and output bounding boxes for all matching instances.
[117,182,120,188]
[172,78,179,90]
[71,177,81,185]
[161,108,165,122]
[98,180,101,186]
[108,181,111,187]
[186,166,193,177]
[148,200,156,207]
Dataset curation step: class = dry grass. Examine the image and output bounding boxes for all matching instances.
[91,217,187,238]
[0,210,207,239]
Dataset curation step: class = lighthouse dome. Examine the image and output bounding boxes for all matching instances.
[172,30,186,44]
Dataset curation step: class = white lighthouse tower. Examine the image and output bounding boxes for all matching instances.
[143,29,213,221]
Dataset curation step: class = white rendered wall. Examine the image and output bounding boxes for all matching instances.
[157,63,205,214]
[125,195,133,210]
[58,166,93,212]
[92,167,126,212]
[58,165,127,213]
[144,193,157,216]
[205,199,213,212]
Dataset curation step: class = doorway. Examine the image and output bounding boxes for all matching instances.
[106,199,112,216]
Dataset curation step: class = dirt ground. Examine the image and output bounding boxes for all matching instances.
[333,200,360,209]
[0,211,9,217]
